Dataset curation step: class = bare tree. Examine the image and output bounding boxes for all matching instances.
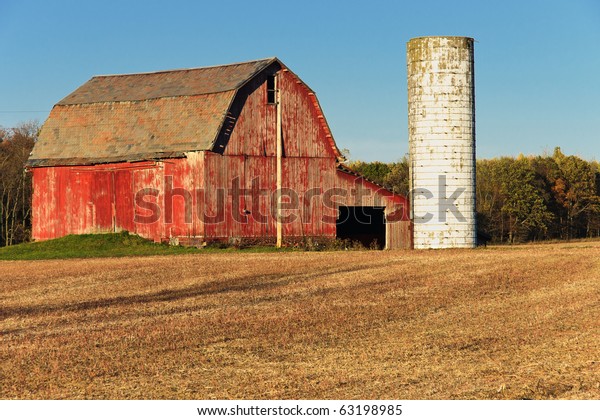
[0,121,38,246]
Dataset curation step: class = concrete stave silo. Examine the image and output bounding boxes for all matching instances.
[407,36,477,249]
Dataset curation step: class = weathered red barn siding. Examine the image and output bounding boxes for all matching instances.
[31,155,204,243]
[281,157,338,238]
[203,153,339,242]
[162,152,204,240]
[279,69,337,158]
[215,65,341,242]
[129,164,163,241]
[32,166,116,240]
[221,79,276,157]
[224,69,335,159]
[203,154,270,240]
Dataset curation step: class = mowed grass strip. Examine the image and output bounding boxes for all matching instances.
[0,232,284,260]
[0,232,202,260]
[0,242,599,399]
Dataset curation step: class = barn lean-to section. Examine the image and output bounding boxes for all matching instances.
[28,58,412,249]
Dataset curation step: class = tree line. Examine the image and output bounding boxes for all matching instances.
[0,120,598,246]
[0,122,38,247]
[348,149,600,244]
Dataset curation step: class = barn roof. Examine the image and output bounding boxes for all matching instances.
[58,58,276,105]
[29,58,301,167]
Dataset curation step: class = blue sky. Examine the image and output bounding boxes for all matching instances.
[1,0,599,162]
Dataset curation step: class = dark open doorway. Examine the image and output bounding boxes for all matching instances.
[336,206,386,249]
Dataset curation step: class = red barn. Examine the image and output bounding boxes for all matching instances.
[28,58,411,249]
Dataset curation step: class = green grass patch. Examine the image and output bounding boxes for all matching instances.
[0,232,283,260]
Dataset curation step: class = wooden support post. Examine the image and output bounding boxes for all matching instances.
[276,74,283,248]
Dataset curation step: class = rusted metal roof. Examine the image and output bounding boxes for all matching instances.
[29,58,279,167]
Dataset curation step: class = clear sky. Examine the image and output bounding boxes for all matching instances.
[1,0,599,162]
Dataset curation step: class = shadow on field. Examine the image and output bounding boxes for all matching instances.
[0,261,383,321]
[0,274,283,320]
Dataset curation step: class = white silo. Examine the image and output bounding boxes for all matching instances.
[407,36,476,249]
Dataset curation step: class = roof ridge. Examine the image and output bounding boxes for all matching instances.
[57,57,281,106]
[91,57,278,79]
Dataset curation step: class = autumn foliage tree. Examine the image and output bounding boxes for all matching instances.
[548,148,599,239]
[0,121,38,246]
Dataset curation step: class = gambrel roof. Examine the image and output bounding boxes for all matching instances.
[29,58,341,167]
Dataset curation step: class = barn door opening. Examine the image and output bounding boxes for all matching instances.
[336,206,386,249]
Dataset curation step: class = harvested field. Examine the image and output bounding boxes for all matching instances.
[0,242,599,399]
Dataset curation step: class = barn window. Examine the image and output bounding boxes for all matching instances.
[267,75,276,104]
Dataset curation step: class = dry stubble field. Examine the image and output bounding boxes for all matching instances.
[0,242,599,399]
